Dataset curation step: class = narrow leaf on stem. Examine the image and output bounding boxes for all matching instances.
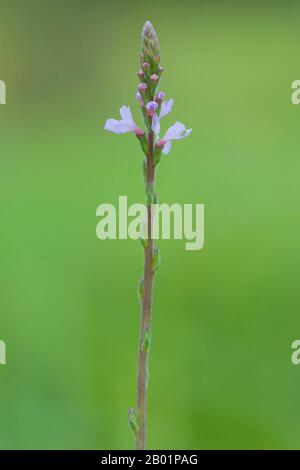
[128,408,139,434]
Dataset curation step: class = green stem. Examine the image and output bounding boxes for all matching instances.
[136,131,155,450]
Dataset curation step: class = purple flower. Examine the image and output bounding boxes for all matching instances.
[157,122,192,154]
[146,101,158,117]
[104,105,144,136]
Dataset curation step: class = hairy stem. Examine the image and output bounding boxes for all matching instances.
[136,131,155,450]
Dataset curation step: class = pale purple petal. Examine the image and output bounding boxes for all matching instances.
[105,105,143,135]
[151,113,160,137]
[160,99,174,118]
[162,140,172,155]
[136,92,144,107]
[119,105,136,128]
[159,122,192,154]
[163,122,185,140]
[104,119,135,134]
[181,128,192,139]
[163,122,192,141]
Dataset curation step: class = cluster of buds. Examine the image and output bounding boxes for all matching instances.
[104,21,192,159]
[136,21,164,118]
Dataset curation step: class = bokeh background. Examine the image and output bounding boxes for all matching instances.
[1,0,300,450]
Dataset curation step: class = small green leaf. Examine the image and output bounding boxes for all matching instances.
[143,160,147,183]
[139,237,148,249]
[152,247,160,273]
[154,145,162,166]
[136,133,148,155]
[146,184,156,206]
[138,278,144,301]
[128,408,139,434]
[142,329,151,352]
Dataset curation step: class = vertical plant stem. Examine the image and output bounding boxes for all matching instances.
[136,130,155,450]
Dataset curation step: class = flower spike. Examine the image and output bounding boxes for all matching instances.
[103,22,192,449]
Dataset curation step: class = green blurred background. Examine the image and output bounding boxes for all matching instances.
[1,0,300,450]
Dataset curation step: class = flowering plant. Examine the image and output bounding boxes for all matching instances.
[104,21,192,450]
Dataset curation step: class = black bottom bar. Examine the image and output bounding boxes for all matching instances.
[0,450,298,465]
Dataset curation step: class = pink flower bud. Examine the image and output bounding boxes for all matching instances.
[137,70,144,79]
[142,62,150,70]
[146,101,158,117]
[150,74,159,82]
[134,128,145,137]
[156,91,165,102]
[138,83,148,92]
[157,66,164,76]
[157,139,166,148]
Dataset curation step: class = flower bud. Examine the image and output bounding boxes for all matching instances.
[150,74,159,82]
[141,21,160,72]
[137,70,144,81]
[156,91,165,102]
[157,139,166,149]
[146,101,158,117]
[142,62,150,71]
[157,66,164,77]
[133,128,144,137]
[138,83,147,92]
